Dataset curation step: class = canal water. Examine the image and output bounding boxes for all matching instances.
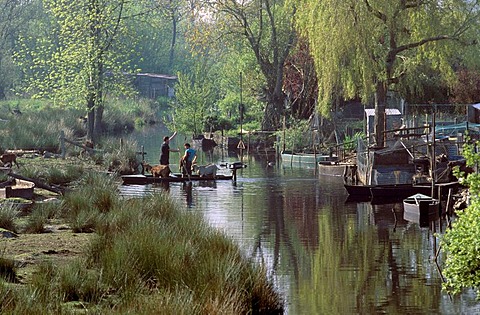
[120,125,480,314]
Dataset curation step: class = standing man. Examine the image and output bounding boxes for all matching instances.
[180,143,196,176]
[159,131,179,165]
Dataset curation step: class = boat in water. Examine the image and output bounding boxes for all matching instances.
[403,193,440,226]
[281,150,337,166]
[122,173,234,185]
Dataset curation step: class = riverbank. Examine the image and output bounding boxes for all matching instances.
[0,158,283,313]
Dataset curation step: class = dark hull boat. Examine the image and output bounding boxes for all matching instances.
[122,173,233,185]
[344,183,432,201]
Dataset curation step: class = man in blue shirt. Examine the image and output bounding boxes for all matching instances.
[181,143,196,176]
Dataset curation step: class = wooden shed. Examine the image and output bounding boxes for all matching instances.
[134,73,177,99]
[467,103,480,123]
[364,108,402,139]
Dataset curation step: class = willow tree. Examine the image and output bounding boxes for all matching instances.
[294,0,480,147]
[16,0,135,141]
[203,0,297,131]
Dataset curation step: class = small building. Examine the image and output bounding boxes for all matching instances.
[467,103,480,123]
[134,73,177,99]
[364,108,402,140]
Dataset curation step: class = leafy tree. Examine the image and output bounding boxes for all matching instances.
[213,45,265,132]
[294,0,480,146]
[15,0,137,141]
[0,0,40,99]
[168,63,217,135]
[441,139,480,297]
[201,0,297,131]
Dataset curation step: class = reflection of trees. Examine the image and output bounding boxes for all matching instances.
[251,183,451,314]
[299,202,447,314]
[250,180,304,283]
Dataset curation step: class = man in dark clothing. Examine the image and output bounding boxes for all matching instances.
[159,131,178,165]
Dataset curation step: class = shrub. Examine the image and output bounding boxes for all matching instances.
[442,138,480,297]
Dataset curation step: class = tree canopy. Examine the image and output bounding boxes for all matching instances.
[201,0,297,130]
[294,0,480,146]
[14,0,137,140]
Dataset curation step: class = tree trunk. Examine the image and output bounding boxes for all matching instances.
[94,103,103,139]
[169,14,177,71]
[374,81,387,147]
[93,62,104,140]
[262,88,285,131]
[261,60,287,130]
[86,97,95,141]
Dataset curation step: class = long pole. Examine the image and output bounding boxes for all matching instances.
[240,73,243,143]
[240,73,244,161]
[432,106,436,198]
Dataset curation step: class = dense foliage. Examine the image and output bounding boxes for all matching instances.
[2,0,480,140]
[442,139,480,296]
[293,0,480,145]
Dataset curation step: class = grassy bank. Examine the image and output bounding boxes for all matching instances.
[0,98,157,153]
[0,172,283,314]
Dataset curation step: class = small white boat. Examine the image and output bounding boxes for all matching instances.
[403,193,440,226]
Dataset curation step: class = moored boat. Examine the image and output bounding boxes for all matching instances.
[318,162,356,177]
[281,151,337,166]
[403,193,440,226]
[344,183,432,200]
[122,173,234,185]
[344,183,374,197]
[369,184,432,200]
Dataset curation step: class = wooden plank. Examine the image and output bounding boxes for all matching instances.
[7,172,65,195]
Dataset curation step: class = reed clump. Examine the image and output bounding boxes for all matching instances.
[0,173,283,313]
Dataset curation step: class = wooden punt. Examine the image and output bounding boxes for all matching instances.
[122,173,234,185]
[344,183,432,199]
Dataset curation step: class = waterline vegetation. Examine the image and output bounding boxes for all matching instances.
[0,173,283,313]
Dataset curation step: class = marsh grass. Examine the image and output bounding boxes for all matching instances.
[0,98,155,153]
[22,208,47,233]
[0,257,17,283]
[100,137,139,174]
[19,163,86,186]
[0,106,84,152]
[1,173,283,313]
[0,203,18,233]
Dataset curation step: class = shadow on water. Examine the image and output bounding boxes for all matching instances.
[119,125,480,314]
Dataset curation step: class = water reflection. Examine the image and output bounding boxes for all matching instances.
[120,126,480,314]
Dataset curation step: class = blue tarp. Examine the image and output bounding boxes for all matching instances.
[435,122,480,137]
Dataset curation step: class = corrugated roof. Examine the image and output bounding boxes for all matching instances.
[471,103,480,110]
[136,73,177,80]
[364,108,401,116]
